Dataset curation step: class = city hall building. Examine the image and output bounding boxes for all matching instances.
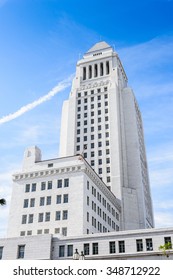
[0,41,172,260]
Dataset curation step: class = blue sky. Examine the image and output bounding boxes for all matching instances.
[0,0,173,237]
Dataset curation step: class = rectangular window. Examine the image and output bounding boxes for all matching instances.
[63,210,68,220]
[56,211,61,221]
[48,181,52,189]
[25,184,30,193]
[64,178,69,187]
[92,243,98,255]
[57,179,62,188]
[22,215,27,224]
[62,227,67,236]
[41,182,46,191]
[63,194,69,203]
[18,245,25,259]
[146,238,153,251]
[48,163,53,168]
[59,245,65,257]
[67,245,73,257]
[23,199,29,208]
[119,241,125,253]
[136,239,143,252]
[38,213,44,222]
[31,183,36,192]
[46,196,51,205]
[45,212,50,222]
[0,247,3,259]
[28,214,34,224]
[84,244,90,256]
[56,195,61,204]
[109,242,116,254]
[164,237,172,248]
[40,197,45,206]
[30,198,35,207]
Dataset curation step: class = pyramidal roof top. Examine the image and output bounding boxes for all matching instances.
[86,41,112,53]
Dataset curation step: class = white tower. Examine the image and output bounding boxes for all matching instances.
[59,41,154,230]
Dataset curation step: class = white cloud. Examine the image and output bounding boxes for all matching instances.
[154,212,173,228]
[0,75,73,125]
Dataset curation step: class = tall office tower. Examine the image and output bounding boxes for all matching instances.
[59,41,154,230]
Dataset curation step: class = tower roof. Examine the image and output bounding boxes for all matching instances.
[86,41,112,53]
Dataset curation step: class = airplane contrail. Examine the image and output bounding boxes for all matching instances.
[0,75,73,125]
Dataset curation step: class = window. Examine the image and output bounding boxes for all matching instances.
[105,124,109,129]
[76,145,80,151]
[44,229,49,234]
[87,212,89,222]
[27,230,32,236]
[98,125,101,131]
[98,133,102,139]
[91,119,94,124]
[84,244,90,255]
[57,179,62,188]
[22,215,27,224]
[46,196,51,205]
[84,98,87,103]
[91,134,94,140]
[47,181,52,190]
[84,91,87,96]
[98,159,102,165]
[91,160,94,166]
[106,149,110,155]
[106,140,109,146]
[98,110,101,115]
[94,64,98,77]
[25,184,30,193]
[41,182,46,191]
[105,108,108,114]
[98,168,102,174]
[91,96,94,102]
[77,114,80,119]
[91,151,95,157]
[89,65,92,79]
[104,87,108,92]
[100,63,103,76]
[38,213,44,223]
[40,197,45,206]
[48,163,53,168]
[91,143,94,149]
[77,100,81,105]
[20,231,25,236]
[83,67,86,80]
[23,199,29,208]
[64,178,69,187]
[62,227,67,236]
[92,243,98,255]
[0,247,3,259]
[63,210,68,220]
[63,194,68,203]
[56,211,61,221]
[37,230,42,235]
[28,214,34,224]
[106,61,110,74]
[98,142,102,147]
[84,128,87,133]
[107,167,110,173]
[106,158,110,164]
[146,238,153,251]
[106,132,109,137]
[30,198,35,207]
[136,239,143,252]
[18,245,25,259]
[45,212,50,222]
[78,92,81,97]
[105,93,108,99]
[84,112,87,118]
[98,150,102,156]
[31,183,36,192]
[55,228,60,234]
[77,107,81,112]
[59,245,65,257]
[56,195,61,204]
[91,104,94,109]
[77,129,80,134]
[84,105,87,110]
[98,117,101,122]
[77,121,80,127]
[109,241,116,254]
[84,136,87,141]
[84,120,87,126]
[67,245,73,257]
[119,241,125,253]
[164,237,172,248]
[107,177,111,183]
[87,196,89,206]
[91,90,94,94]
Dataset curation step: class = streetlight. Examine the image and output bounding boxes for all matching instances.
[73,249,85,260]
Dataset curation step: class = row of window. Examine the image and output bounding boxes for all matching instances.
[20,227,68,237]
[23,194,69,208]
[82,61,110,80]
[21,210,68,224]
[77,88,107,98]
[25,179,69,193]
[0,237,172,259]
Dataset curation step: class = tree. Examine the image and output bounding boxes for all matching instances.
[0,198,6,206]
[159,242,172,258]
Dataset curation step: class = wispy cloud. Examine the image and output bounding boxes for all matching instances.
[0,75,73,125]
